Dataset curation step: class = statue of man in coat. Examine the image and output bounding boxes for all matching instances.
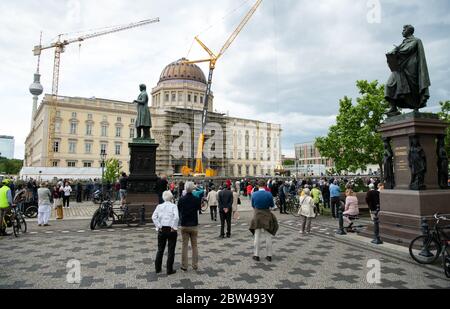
[133,84,152,139]
[385,25,431,116]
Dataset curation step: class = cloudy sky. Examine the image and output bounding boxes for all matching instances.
[1,0,449,160]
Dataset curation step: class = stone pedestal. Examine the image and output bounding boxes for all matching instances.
[127,139,160,220]
[373,112,449,246]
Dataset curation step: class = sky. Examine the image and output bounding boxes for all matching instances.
[0,0,449,160]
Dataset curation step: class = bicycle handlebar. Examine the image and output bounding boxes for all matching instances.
[434,213,450,221]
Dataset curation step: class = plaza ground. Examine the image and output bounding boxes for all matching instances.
[0,201,449,289]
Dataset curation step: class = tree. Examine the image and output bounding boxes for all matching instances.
[283,159,295,166]
[0,157,24,175]
[437,100,450,154]
[315,80,389,175]
[104,158,122,184]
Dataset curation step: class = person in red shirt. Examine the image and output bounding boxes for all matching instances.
[246,184,253,200]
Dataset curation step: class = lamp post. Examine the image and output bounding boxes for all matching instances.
[100,149,107,200]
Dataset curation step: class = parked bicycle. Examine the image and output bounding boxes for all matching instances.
[2,206,27,237]
[90,199,140,230]
[409,213,450,278]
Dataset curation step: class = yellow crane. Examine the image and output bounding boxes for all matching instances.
[184,0,262,177]
[33,17,160,166]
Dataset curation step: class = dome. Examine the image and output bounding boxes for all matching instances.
[159,58,207,85]
[29,73,43,96]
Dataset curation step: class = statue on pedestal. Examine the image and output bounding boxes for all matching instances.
[385,25,431,117]
[408,135,427,190]
[383,138,395,189]
[134,84,152,139]
[437,136,449,189]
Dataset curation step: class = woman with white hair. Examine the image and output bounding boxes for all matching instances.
[298,188,316,234]
[152,190,179,275]
[37,182,52,227]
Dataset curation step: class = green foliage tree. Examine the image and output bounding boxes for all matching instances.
[437,100,450,154]
[104,158,122,184]
[0,157,23,175]
[283,159,295,166]
[315,80,389,175]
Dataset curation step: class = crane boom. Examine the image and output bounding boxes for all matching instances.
[33,17,160,167]
[184,0,262,175]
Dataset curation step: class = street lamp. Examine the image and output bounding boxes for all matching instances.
[100,149,107,199]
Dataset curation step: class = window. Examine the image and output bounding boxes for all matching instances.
[53,141,59,153]
[246,152,249,160]
[165,92,169,102]
[171,92,176,102]
[86,124,93,136]
[101,125,108,137]
[69,142,76,154]
[188,94,192,102]
[88,114,93,120]
[101,144,107,154]
[115,144,121,155]
[194,95,197,103]
[178,92,183,102]
[85,143,92,154]
[116,127,122,138]
[70,122,77,134]
[117,117,122,122]
[200,96,204,104]
[71,112,77,118]
[52,161,59,167]
[131,118,135,124]
[67,161,76,168]
[83,162,92,168]
[55,122,61,133]
[245,131,249,147]
[129,128,135,139]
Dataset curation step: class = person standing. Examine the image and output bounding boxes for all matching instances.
[76,182,83,203]
[119,172,128,206]
[246,183,253,200]
[231,187,240,221]
[298,188,316,234]
[0,179,13,236]
[14,184,27,214]
[311,184,323,216]
[38,182,52,227]
[278,182,287,214]
[321,182,330,210]
[62,182,72,208]
[206,186,218,222]
[152,191,179,276]
[343,189,360,231]
[177,182,201,272]
[53,184,64,220]
[329,180,341,219]
[366,183,380,220]
[249,180,278,262]
[218,185,233,238]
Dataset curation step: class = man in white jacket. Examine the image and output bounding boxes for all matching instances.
[206,186,218,221]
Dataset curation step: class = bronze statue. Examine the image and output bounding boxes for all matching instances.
[383,138,395,189]
[408,135,427,190]
[437,136,449,189]
[133,84,152,139]
[385,25,431,116]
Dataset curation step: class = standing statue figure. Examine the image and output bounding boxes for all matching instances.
[133,84,152,139]
[408,136,427,191]
[385,25,431,116]
[383,138,395,189]
[437,136,449,189]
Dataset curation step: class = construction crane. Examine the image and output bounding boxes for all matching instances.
[33,17,160,166]
[183,0,262,177]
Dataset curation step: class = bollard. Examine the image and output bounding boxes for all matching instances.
[419,217,433,258]
[140,205,146,226]
[336,203,347,235]
[371,209,383,245]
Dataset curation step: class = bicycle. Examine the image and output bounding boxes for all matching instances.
[90,199,140,230]
[285,195,301,217]
[201,198,209,212]
[2,206,25,237]
[409,213,450,278]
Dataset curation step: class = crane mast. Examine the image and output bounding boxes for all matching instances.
[33,18,160,166]
[185,0,262,176]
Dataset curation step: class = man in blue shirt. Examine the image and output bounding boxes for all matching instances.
[249,180,278,262]
[329,180,341,219]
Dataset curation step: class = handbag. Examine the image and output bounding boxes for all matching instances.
[237,197,241,205]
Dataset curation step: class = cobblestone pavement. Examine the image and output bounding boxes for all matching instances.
[0,212,449,289]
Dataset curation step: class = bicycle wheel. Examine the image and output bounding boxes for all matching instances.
[201,202,209,212]
[125,212,140,228]
[13,218,21,237]
[90,209,101,230]
[409,235,441,264]
[18,213,27,233]
[25,206,38,219]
